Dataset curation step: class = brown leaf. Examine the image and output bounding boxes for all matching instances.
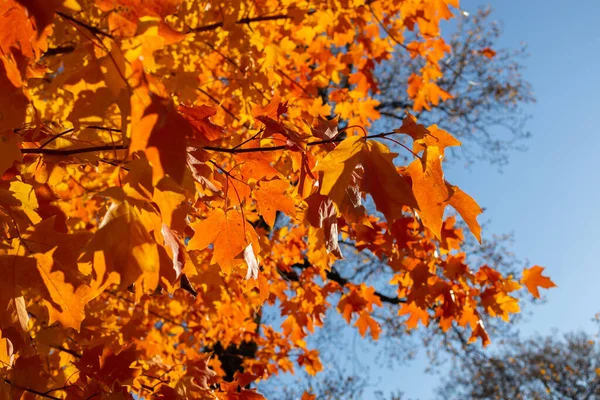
[305,193,342,258]
[178,104,224,143]
[130,95,192,184]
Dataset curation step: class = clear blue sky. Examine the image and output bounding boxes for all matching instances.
[369,0,600,398]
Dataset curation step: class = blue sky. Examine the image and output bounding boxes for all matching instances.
[368,0,600,398]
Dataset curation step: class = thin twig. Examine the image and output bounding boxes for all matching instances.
[50,345,82,359]
[56,12,113,39]
[38,128,74,149]
[4,379,62,400]
[190,10,317,33]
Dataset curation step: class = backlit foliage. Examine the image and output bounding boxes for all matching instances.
[0,0,554,398]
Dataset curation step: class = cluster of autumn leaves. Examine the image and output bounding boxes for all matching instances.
[0,0,555,398]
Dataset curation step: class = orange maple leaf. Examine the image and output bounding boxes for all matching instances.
[521,266,556,299]
[253,178,296,227]
[480,47,497,58]
[188,208,255,274]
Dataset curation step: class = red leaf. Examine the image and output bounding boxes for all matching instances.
[178,104,224,143]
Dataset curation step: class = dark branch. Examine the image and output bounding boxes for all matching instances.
[21,144,128,156]
[19,128,407,157]
[190,10,317,33]
[4,379,62,400]
[56,12,113,39]
[292,260,406,305]
[43,45,76,57]
[38,128,74,149]
[50,345,82,359]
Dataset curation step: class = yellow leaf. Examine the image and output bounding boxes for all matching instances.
[83,201,159,295]
[9,180,41,224]
[34,249,93,331]
[313,136,364,211]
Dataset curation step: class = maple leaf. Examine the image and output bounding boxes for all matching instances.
[315,136,418,224]
[355,311,381,340]
[15,0,81,34]
[0,296,29,350]
[400,118,462,157]
[253,178,296,227]
[314,136,364,208]
[96,0,184,42]
[0,130,22,174]
[361,140,418,221]
[406,146,483,241]
[153,178,189,232]
[305,193,343,258]
[78,344,141,387]
[468,319,491,347]
[235,152,280,182]
[0,58,28,133]
[297,349,323,376]
[446,184,483,242]
[23,216,92,272]
[130,95,193,184]
[0,0,48,58]
[521,266,556,299]
[480,47,497,58]
[188,208,254,274]
[252,92,288,120]
[83,201,160,294]
[310,116,340,150]
[398,302,430,330]
[161,223,185,280]
[178,104,224,144]
[0,255,37,352]
[0,337,13,368]
[8,355,50,394]
[34,249,94,331]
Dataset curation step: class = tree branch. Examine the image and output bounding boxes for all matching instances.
[19,128,408,157]
[376,100,412,110]
[50,345,82,359]
[326,265,406,305]
[21,144,128,156]
[4,379,62,400]
[190,10,317,33]
[291,260,406,305]
[56,12,113,39]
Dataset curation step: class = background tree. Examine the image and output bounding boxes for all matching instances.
[376,6,535,167]
[437,330,600,400]
[261,6,538,398]
[0,0,553,399]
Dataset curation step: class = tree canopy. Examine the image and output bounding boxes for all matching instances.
[0,0,554,398]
